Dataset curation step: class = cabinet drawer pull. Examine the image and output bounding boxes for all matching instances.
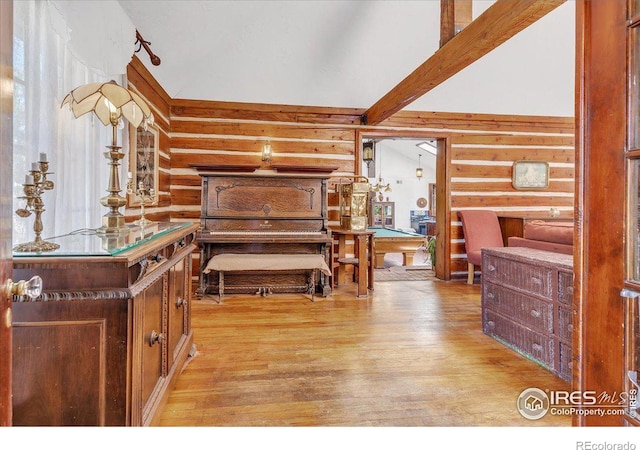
[566,286,573,294]
[152,254,164,263]
[149,330,165,347]
[530,309,541,318]
[531,277,542,286]
[532,343,543,352]
[567,324,573,332]
[176,297,185,308]
[486,320,495,328]
[487,264,496,272]
[487,292,495,301]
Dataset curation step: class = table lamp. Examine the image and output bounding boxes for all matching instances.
[61,80,154,234]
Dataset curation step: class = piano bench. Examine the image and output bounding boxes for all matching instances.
[203,253,332,303]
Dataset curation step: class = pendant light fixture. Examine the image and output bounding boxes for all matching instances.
[416,154,423,179]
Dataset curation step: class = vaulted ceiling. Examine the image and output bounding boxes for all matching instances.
[117,0,575,117]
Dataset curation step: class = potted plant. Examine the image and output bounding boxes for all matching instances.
[427,235,436,267]
[420,235,436,268]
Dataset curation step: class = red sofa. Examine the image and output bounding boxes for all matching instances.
[507,220,574,255]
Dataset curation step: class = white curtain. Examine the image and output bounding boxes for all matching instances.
[12,0,135,246]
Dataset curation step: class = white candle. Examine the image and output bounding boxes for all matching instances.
[39,152,47,162]
[31,162,39,171]
[128,171,132,179]
[25,174,34,184]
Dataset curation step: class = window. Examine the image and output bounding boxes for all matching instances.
[11,1,131,248]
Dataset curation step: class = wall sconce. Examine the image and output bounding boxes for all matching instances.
[262,140,272,162]
[416,154,423,179]
[363,140,374,167]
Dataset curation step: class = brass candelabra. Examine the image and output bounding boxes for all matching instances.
[127,174,156,227]
[14,157,60,252]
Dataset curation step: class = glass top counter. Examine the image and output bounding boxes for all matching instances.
[13,222,193,258]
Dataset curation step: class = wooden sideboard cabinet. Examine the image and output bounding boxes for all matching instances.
[481,247,573,382]
[11,222,199,426]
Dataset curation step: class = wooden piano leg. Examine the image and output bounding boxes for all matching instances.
[309,270,316,302]
[195,246,208,298]
[218,271,224,304]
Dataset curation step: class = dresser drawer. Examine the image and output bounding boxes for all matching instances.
[483,254,553,300]
[483,309,554,368]
[559,341,572,382]
[558,306,573,342]
[558,270,574,306]
[483,282,553,333]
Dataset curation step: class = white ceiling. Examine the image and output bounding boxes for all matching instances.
[117,0,575,117]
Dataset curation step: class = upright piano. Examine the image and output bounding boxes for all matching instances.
[193,165,334,299]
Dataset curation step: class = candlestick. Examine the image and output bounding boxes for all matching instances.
[126,176,156,227]
[14,158,59,252]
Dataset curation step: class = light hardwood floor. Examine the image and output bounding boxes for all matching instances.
[158,278,571,426]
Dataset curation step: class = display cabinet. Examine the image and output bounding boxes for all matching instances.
[369,201,394,228]
[11,222,199,426]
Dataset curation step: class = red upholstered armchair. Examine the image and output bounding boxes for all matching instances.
[458,210,504,284]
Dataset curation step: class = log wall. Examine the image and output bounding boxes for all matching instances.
[126,56,575,281]
[447,131,574,276]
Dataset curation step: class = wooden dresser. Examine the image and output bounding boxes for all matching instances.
[11,222,199,426]
[481,247,573,382]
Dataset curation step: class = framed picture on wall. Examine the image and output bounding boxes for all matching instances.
[512,160,549,190]
[128,124,159,206]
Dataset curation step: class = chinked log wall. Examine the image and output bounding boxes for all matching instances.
[447,129,574,276]
[125,57,172,224]
[126,56,574,282]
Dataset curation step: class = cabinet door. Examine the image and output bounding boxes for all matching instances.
[12,309,106,426]
[141,276,166,422]
[12,298,130,426]
[168,258,189,363]
[383,204,394,227]
[371,203,383,226]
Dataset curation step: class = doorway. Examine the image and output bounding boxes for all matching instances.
[361,138,436,233]
[358,131,449,280]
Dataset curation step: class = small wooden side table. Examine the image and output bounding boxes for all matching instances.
[331,228,375,297]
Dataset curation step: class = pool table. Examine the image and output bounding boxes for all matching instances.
[369,227,425,269]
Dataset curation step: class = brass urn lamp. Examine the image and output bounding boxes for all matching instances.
[61,80,154,234]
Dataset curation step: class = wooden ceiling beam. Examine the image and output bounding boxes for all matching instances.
[363,0,566,126]
[440,0,473,48]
